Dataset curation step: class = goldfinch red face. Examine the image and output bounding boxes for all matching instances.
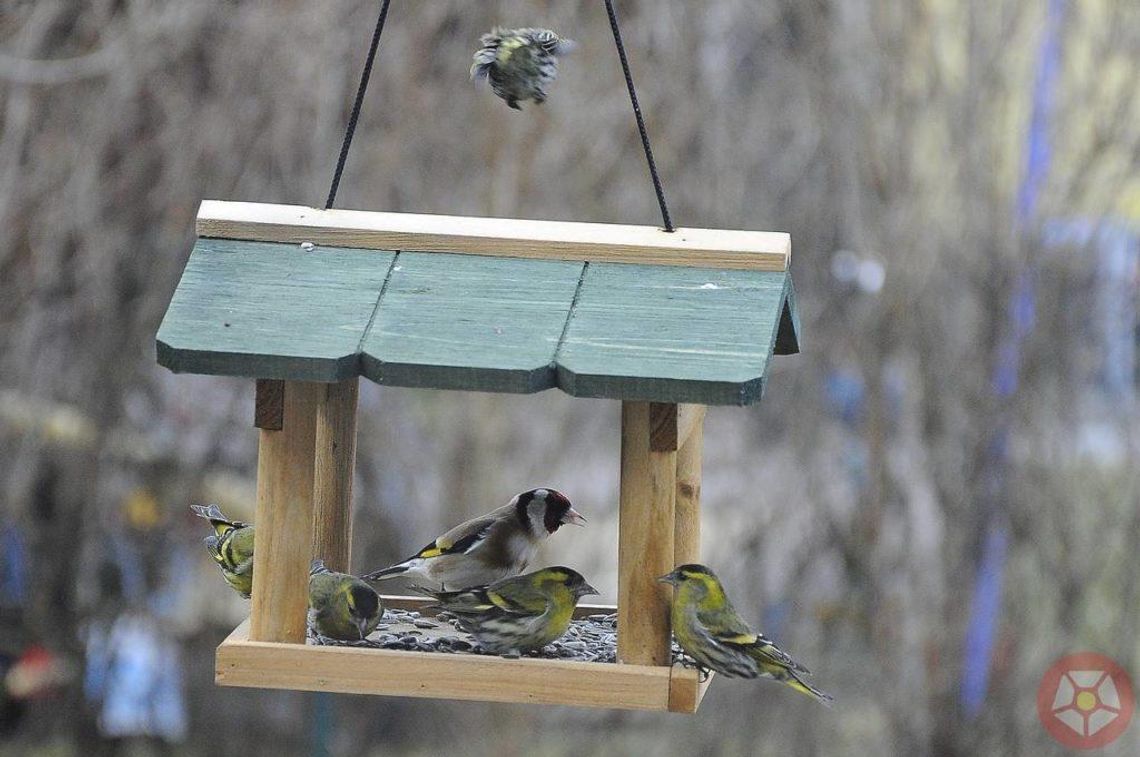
[515,488,586,535]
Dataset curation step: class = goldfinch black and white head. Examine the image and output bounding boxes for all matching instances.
[471,27,576,110]
[363,488,586,591]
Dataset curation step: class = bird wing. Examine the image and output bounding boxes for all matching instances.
[412,514,498,560]
[485,577,550,615]
[426,586,499,614]
[696,601,756,645]
[694,601,807,671]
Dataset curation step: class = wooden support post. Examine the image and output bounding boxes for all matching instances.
[312,379,359,573]
[618,402,677,667]
[674,405,705,566]
[250,381,319,643]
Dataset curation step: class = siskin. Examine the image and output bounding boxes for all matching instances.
[308,560,384,641]
[659,564,833,705]
[192,504,255,598]
[422,566,597,655]
[471,27,575,110]
[362,488,586,591]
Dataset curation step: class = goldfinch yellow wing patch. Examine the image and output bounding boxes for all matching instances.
[413,519,494,560]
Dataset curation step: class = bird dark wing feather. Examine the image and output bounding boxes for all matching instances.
[413,517,496,560]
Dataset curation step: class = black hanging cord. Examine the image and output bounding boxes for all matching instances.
[603,0,674,232]
[325,0,392,210]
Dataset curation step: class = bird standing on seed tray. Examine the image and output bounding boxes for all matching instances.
[192,504,255,598]
[308,560,384,641]
[471,27,576,110]
[659,564,834,705]
[362,488,586,591]
[422,566,598,655]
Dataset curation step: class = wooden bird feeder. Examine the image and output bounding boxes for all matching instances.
[156,199,800,713]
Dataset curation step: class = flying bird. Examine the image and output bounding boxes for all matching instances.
[471,27,575,110]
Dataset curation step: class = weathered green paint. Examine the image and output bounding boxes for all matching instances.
[156,239,396,382]
[361,253,584,394]
[157,239,800,405]
[556,263,787,405]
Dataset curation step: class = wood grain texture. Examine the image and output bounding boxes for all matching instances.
[216,620,709,712]
[156,238,395,381]
[674,405,705,566]
[361,252,583,393]
[197,200,790,272]
[250,381,319,643]
[557,264,789,405]
[312,379,358,573]
[668,668,714,713]
[649,402,679,452]
[618,402,676,667]
[254,379,284,430]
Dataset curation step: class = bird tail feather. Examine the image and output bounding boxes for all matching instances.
[362,564,409,582]
[760,662,833,706]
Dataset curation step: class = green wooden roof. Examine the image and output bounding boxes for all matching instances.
[157,238,800,405]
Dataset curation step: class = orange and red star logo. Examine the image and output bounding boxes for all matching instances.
[1037,652,1134,749]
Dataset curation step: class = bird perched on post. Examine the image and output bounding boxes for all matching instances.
[191,504,255,598]
[659,564,833,705]
[362,488,586,591]
[471,27,576,110]
[308,560,384,641]
[421,566,597,655]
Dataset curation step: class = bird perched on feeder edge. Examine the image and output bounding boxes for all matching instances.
[363,488,586,591]
[659,564,833,705]
[191,504,255,598]
[308,560,384,641]
[471,27,576,110]
[420,566,598,655]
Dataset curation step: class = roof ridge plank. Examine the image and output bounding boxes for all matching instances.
[197,200,790,272]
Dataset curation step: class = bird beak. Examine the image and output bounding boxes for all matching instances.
[562,508,587,527]
[356,618,370,640]
[657,573,677,586]
[582,583,600,597]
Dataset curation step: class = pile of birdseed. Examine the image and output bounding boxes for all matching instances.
[310,607,690,666]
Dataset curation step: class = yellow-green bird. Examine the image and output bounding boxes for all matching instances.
[191,504,254,598]
[659,564,833,705]
[308,560,384,641]
[422,566,597,655]
[471,28,575,110]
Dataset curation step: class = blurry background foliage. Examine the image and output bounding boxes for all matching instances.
[1,1,1139,755]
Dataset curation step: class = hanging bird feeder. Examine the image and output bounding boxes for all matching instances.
[155,2,800,714]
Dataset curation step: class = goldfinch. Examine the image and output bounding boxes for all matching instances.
[191,504,255,598]
[471,27,575,110]
[308,560,384,641]
[423,566,597,654]
[659,564,833,705]
[362,488,586,591]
